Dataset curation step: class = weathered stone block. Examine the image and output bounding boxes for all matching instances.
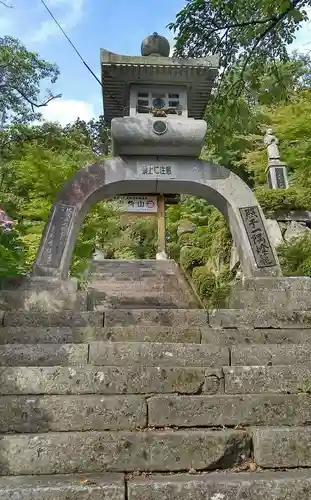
[0,325,202,345]
[209,309,311,328]
[105,309,207,327]
[284,221,309,241]
[3,311,103,327]
[0,473,124,500]
[0,430,250,475]
[224,365,311,394]
[103,326,201,344]
[202,328,311,345]
[0,366,217,395]
[253,427,311,468]
[0,326,100,344]
[0,344,88,366]
[231,344,311,366]
[0,278,87,312]
[228,277,311,310]
[177,220,196,237]
[0,395,146,432]
[204,370,224,394]
[89,342,229,367]
[148,394,311,427]
[128,471,311,500]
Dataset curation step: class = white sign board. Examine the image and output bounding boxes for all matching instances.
[117,196,158,213]
[137,164,175,178]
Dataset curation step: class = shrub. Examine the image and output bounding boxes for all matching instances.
[0,227,29,282]
[180,246,204,271]
[192,266,232,308]
[255,187,311,214]
[277,234,311,276]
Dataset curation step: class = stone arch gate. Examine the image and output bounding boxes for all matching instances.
[33,157,281,279]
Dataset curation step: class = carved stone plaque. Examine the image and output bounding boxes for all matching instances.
[239,206,276,268]
[275,167,286,189]
[37,204,76,268]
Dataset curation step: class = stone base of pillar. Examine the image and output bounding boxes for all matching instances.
[267,161,289,189]
[0,276,88,312]
[227,277,311,310]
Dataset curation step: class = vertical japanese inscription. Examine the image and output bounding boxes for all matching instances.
[239,206,276,268]
[38,204,75,268]
[275,167,286,189]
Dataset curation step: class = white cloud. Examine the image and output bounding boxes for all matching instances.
[39,98,96,125]
[30,0,84,43]
[291,7,311,53]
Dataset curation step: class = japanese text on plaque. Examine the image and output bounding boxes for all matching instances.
[239,206,276,268]
[139,165,173,176]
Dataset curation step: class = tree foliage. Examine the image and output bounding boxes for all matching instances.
[170,1,311,176]
[0,36,60,126]
[169,0,310,92]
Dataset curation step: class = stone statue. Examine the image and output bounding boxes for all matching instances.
[264,128,280,161]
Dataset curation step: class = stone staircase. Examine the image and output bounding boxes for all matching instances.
[0,304,311,498]
[86,259,200,309]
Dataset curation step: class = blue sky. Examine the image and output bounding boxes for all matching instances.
[1,0,311,125]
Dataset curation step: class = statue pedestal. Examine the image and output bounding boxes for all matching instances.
[267,161,289,189]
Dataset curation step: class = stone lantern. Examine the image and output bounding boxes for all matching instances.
[100,32,219,257]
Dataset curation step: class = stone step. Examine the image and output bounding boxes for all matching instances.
[88,342,229,367]
[94,294,185,310]
[0,473,124,500]
[90,259,176,273]
[90,272,175,281]
[103,325,201,343]
[6,393,309,433]
[0,341,228,368]
[202,327,311,345]
[0,366,223,395]
[104,309,207,327]
[0,429,250,475]
[89,280,167,291]
[90,258,175,267]
[2,324,311,345]
[147,394,311,427]
[2,311,103,327]
[0,344,88,366]
[0,395,146,432]
[0,326,202,344]
[224,364,311,394]
[253,426,311,468]
[209,309,311,329]
[96,303,182,311]
[127,471,311,500]
[231,344,311,366]
[1,309,206,328]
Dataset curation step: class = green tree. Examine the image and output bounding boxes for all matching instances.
[170,2,311,177]
[242,89,311,187]
[169,0,310,92]
[0,36,60,126]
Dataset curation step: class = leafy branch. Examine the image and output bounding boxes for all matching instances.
[11,87,62,111]
[0,0,13,7]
